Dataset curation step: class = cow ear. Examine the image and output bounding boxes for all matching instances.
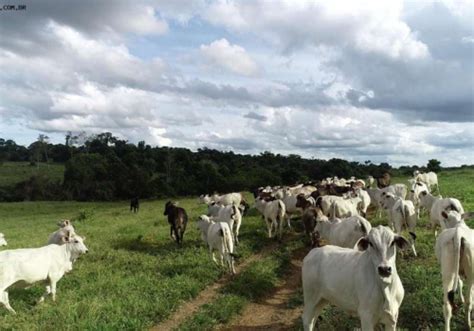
[356,237,370,251]
[394,235,409,250]
[441,211,448,219]
[62,235,70,243]
[421,191,427,196]
[462,212,474,220]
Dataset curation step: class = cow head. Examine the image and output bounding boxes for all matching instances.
[57,219,71,228]
[64,233,88,259]
[356,226,409,284]
[164,201,175,215]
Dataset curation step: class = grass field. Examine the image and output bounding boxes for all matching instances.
[0,162,64,187]
[0,169,473,330]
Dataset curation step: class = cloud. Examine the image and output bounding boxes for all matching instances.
[200,38,258,76]
[244,111,267,121]
[204,0,429,59]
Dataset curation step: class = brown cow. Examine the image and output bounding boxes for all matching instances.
[164,201,188,245]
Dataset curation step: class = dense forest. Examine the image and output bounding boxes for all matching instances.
[0,133,455,201]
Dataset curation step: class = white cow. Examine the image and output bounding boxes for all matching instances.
[255,197,286,239]
[315,195,345,216]
[407,180,429,218]
[302,226,409,331]
[0,233,7,247]
[390,199,418,256]
[0,235,88,314]
[436,211,474,331]
[413,170,439,193]
[329,196,361,219]
[47,220,77,246]
[210,192,243,206]
[314,215,372,248]
[196,215,236,274]
[425,193,464,235]
[350,188,371,217]
[213,204,242,245]
[281,189,303,229]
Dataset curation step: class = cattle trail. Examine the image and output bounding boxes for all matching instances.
[218,247,306,331]
[150,240,282,331]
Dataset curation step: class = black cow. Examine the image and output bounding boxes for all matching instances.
[130,197,139,213]
[163,201,188,245]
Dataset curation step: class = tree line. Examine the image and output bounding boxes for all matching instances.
[0,133,451,201]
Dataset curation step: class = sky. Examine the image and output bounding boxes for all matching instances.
[0,0,473,166]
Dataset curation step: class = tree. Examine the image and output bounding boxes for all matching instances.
[427,159,441,172]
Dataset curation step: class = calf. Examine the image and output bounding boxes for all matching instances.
[130,197,139,213]
[196,215,236,274]
[255,197,286,240]
[0,234,88,314]
[164,201,188,245]
[302,226,409,330]
[436,211,474,331]
[0,233,7,247]
[314,215,372,249]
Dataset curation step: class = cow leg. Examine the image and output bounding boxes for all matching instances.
[38,285,51,303]
[458,279,465,304]
[170,226,175,240]
[0,290,16,314]
[234,219,241,245]
[209,247,218,265]
[443,291,453,331]
[359,313,376,331]
[50,280,58,301]
[302,299,326,331]
[286,215,292,229]
[464,280,473,330]
[265,218,272,238]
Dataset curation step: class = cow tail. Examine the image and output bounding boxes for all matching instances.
[449,227,463,309]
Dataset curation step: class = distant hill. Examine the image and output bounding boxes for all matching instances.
[0,162,64,187]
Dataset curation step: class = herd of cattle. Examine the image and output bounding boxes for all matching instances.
[0,170,472,331]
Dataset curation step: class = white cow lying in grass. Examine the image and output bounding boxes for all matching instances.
[314,215,372,249]
[302,226,409,330]
[0,234,88,314]
[0,233,7,247]
[196,215,236,274]
[436,211,474,331]
[255,197,286,240]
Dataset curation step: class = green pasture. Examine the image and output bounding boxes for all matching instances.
[0,169,472,330]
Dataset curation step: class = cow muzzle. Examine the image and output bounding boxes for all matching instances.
[378,265,392,277]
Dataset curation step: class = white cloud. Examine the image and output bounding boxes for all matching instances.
[200,38,258,76]
[203,0,429,60]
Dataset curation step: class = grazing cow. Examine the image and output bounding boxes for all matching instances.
[0,234,88,314]
[47,220,77,246]
[130,197,139,213]
[314,215,372,249]
[196,215,236,274]
[413,170,439,194]
[164,201,188,245]
[0,233,7,247]
[255,197,286,240]
[302,226,409,331]
[436,211,474,331]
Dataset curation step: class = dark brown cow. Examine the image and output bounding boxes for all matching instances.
[163,201,188,245]
[130,197,139,213]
